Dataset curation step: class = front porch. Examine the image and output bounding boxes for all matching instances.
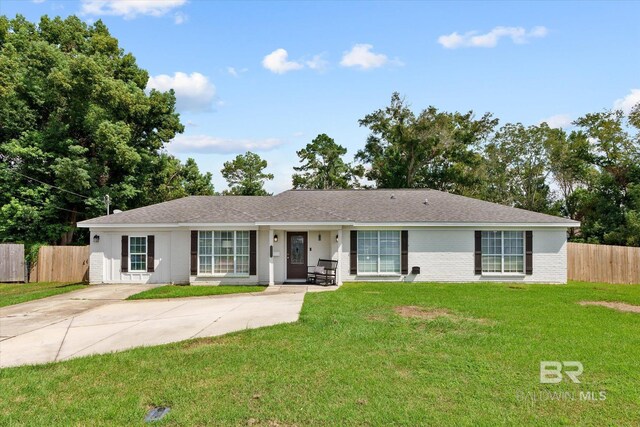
[263,227,343,286]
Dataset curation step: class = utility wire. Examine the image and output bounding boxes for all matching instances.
[5,168,91,200]
[9,193,88,216]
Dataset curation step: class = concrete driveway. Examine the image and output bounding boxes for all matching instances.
[0,285,307,368]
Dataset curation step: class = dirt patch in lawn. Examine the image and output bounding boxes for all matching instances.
[393,306,495,325]
[395,306,452,320]
[578,301,640,314]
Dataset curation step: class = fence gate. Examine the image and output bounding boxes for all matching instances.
[0,243,25,282]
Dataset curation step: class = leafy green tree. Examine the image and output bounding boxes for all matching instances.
[221,151,273,196]
[482,123,556,213]
[544,128,594,223]
[571,108,640,245]
[141,155,215,204]
[0,15,212,244]
[355,92,497,193]
[292,134,363,189]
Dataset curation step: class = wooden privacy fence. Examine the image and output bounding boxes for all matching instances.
[29,246,89,283]
[568,242,640,284]
[0,243,25,282]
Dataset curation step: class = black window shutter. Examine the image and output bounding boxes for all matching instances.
[147,235,155,272]
[249,230,257,276]
[190,231,198,275]
[474,231,482,275]
[401,230,409,275]
[525,231,533,275]
[350,230,357,275]
[121,235,129,272]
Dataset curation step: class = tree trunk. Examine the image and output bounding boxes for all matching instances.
[59,209,77,245]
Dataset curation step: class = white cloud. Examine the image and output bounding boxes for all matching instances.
[147,72,216,113]
[340,44,389,69]
[438,26,548,49]
[540,114,572,129]
[174,11,188,24]
[227,67,248,77]
[169,135,286,154]
[80,0,186,19]
[613,89,640,114]
[32,0,46,3]
[262,49,304,74]
[306,54,329,71]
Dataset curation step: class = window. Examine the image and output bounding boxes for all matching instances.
[481,231,524,274]
[129,236,147,272]
[357,230,400,274]
[198,231,249,275]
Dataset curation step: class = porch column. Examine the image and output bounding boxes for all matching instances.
[268,229,275,285]
[336,228,343,285]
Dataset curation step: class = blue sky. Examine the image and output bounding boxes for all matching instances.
[2,0,639,193]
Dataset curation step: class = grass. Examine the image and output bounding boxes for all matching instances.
[1,281,640,425]
[0,282,87,308]
[126,285,267,300]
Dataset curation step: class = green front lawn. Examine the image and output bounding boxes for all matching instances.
[126,285,267,300]
[1,281,640,425]
[0,282,87,308]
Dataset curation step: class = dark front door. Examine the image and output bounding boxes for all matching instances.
[287,232,308,280]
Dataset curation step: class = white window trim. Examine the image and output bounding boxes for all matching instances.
[356,230,401,276]
[481,231,525,275]
[197,231,250,276]
[128,235,147,273]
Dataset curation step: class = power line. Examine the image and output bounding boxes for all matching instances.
[9,193,87,216]
[5,168,91,200]
[46,204,88,216]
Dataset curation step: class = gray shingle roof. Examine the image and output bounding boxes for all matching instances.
[78,189,579,226]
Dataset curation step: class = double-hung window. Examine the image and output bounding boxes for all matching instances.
[357,230,401,274]
[198,231,249,275]
[129,236,147,272]
[481,231,524,274]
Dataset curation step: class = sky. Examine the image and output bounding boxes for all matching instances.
[2,0,639,193]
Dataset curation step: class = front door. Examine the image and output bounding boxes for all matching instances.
[287,232,308,280]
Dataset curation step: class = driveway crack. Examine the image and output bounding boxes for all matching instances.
[54,317,74,362]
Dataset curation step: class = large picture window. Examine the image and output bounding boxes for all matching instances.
[198,231,249,275]
[357,230,401,274]
[129,236,147,272]
[481,231,524,273]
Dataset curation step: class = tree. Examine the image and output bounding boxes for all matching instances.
[571,108,640,246]
[221,151,273,196]
[355,92,497,193]
[544,128,594,223]
[141,155,215,204]
[0,15,212,244]
[292,134,363,189]
[481,123,556,213]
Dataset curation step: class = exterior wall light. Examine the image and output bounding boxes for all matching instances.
[273,234,278,242]
[93,234,100,243]
[335,234,339,242]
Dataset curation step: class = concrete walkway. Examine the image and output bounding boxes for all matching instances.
[0,285,309,368]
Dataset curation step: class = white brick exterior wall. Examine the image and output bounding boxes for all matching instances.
[340,227,568,284]
[88,225,569,285]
